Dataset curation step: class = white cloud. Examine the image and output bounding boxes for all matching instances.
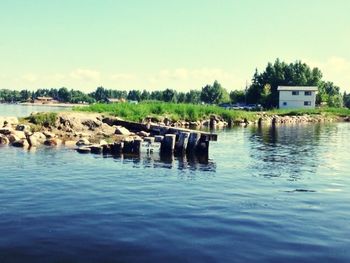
[304,56,350,92]
[148,68,245,91]
[21,73,38,83]
[110,73,135,81]
[70,68,101,82]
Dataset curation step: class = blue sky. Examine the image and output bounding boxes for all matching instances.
[1,0,349,92]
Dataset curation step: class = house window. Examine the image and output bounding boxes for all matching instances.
[304,101,311,106]
[283,102,287,106]
[292,91,299,95]
[305,91,312,96]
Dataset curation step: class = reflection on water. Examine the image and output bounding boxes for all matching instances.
[248,123,336,180]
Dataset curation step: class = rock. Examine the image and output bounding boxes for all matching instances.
[63,140,77,148]
[76,147,91,154]
[0,117,18,127]
[99,139,108,146]
[102,116,124,126]
[115,126,131,136]
[0,135,9,145]
[76,138,90,146]
[0,127,13,135]
[44,138,61,146]
[27,134,38,147]
[12,139,29,148]
[16,124,31,132]
[100,123,116,136]
[7,134,20,143]
[43,131,56,139]
[31,132,46,143]
[12,130,26,140]
[57,112,103,132]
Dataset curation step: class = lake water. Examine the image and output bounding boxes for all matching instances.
[1,104,350,262]
[0,103,68,117]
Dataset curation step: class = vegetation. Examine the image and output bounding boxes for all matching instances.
[74,101,256,122]
[27,112,58,127]
[231,59,344,108]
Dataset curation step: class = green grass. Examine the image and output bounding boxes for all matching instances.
[74,102,256,122]
[27,112,58,127]
[74,102,350,123]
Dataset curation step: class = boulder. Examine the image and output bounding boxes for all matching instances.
[32,132,46,143]
[43,131,56,139]
[7,134,20,143]
[76,138,90,146]
[12,130,26,140]
[76,147,91,154]
[0,135,9,145]
[16,124,31,132]
[12,139,29,148]
[44,138,61,146]
[0,117,18,127]
[115,126,131,136]
[0,127,13,135]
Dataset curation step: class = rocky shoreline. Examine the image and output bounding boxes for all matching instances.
[0,112,349,154]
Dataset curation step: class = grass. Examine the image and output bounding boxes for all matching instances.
[74,102,257,122]
[74,102,350,123]
[27,112,58,127]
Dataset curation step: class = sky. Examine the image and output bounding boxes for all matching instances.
[0,0,349,92]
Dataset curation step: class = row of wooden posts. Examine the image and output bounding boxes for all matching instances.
[84,131,210,156]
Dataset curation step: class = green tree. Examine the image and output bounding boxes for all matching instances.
[162,89,177,102]
[200,80,229,104]
[127,90,142,101]
[229,90,245,104]
[185,90,201,104]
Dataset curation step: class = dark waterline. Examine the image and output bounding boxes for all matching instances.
[0,105,350,262]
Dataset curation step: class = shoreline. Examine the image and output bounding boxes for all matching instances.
[0,102,87,108]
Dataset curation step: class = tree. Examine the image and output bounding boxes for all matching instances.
[185,90,201,104]
[93,86,108,102]
[229,90,245,104]
[58,87,71,102]
[127,90,142,101]
[162,89,177,102]
[141,90,150,101]
[200,80,229,104]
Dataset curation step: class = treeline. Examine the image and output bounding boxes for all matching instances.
[0,81,229,105]
[0,59,349,108]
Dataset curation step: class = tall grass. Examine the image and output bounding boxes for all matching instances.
[74,102,256,122]
[74,102,350,123]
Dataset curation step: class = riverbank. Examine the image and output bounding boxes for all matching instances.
[74,102,350,127]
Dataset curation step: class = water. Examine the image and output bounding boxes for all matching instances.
[0,103,68,117]
[1,106,350,262]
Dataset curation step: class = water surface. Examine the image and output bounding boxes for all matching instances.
[0,107,349,262]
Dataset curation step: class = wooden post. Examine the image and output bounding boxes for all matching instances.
[133,138,143,153]
[111,142,123,155]
[175,132,190,154]
[161,134,176,154]
[187,132,201,153]
[154,135,164,143]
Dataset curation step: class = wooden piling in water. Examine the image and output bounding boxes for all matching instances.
[187,132,201,153]
[175,132,190,154]
[161,134,176,154]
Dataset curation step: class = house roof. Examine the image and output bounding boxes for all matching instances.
[277,86,318,91]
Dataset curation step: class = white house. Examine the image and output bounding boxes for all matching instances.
[277,86,318,109]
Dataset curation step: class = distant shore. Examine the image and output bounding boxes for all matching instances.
[20,102,88,108]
